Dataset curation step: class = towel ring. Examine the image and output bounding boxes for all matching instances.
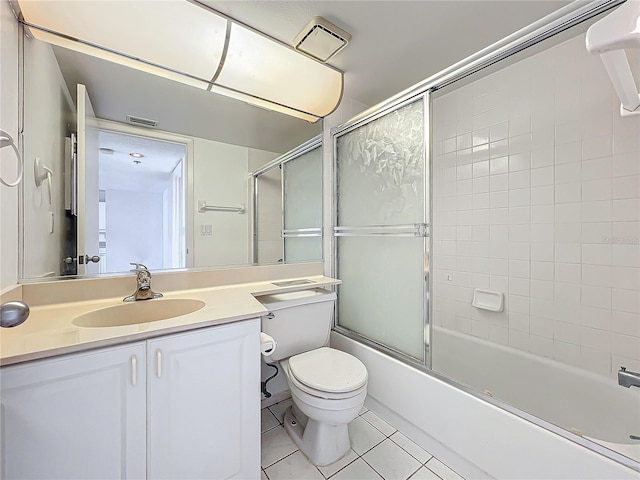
[0,129,24,187]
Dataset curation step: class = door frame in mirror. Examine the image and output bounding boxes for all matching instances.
[94,119,195,270]
[18,117,196,281]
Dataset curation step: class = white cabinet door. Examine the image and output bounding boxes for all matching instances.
[147,319,260,480]
[0,343,146,480]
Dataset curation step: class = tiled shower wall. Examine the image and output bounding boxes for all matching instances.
[432,33,640,379]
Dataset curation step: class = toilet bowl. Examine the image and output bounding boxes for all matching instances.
[280,348,367,466]
[257,290,368,466]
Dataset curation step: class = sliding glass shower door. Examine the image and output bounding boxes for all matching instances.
[334,94,430,364]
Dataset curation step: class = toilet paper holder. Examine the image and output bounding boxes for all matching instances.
[260,332,277,356]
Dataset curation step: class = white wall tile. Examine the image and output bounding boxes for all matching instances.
[613,175,640,199]
[432,31,640,378]
[612,288,640,314]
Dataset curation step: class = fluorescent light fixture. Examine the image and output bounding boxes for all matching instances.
[15,1,343,122]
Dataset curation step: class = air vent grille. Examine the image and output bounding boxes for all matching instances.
[126,115,159,127]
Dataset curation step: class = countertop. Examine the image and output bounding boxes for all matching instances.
[0,275,340,366]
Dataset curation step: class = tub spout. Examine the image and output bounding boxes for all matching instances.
[618,367,640,388]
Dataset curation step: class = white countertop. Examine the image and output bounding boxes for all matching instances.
[0,276,340,366]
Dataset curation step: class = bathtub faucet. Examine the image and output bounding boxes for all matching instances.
[618,367,640,388]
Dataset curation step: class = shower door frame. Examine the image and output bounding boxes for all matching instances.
[250,134,322,264]
[329,0,640,472]
[332,91,432,369]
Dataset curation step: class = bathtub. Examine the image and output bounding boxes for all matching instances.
[431,327,640,463]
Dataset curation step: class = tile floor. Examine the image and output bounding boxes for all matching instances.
[261,398,467,480]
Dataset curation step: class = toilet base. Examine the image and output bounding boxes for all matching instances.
[283,406,351,467]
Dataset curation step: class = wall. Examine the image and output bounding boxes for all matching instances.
[0,0,19,290]
[193,138,254,267]
[22,34,75,278]
[105,189,164,272]
[431,32,640,379]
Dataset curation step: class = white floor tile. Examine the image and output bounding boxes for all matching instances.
[425,458,464,480]
[261,408,280,433]
[362,411,397,436]
[317,449,358,478]
[348,416,386,455]
[409,466,442,480]
[332,458,383,480]
[261,470,269,480]
[261,426,298,468]
[268,398,292,424]
[363,439,422,480]
[359,405,369,416]
[264,450,324,480]
[390,432,433,464]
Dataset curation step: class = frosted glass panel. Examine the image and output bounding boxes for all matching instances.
[284,236,322,262]
[337,236,425,360]
[283,146,322,230]
[336,99,425,226]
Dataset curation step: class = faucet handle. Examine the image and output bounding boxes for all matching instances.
[130,262,149,272]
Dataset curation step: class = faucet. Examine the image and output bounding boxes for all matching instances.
[123,263,163,302]
[618,367,640,388]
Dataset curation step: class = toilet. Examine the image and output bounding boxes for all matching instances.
[258,289,368,466]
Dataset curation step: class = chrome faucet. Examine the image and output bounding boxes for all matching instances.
[618,367,640,388]
[123,263,163,302]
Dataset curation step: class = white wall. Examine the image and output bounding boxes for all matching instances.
[22,34,75,278]
[192,138,251,267]
[0,0,19,290]
[432,32,640,379]
[105,189,164,273]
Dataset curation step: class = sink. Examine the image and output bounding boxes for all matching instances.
[72,298,206,328]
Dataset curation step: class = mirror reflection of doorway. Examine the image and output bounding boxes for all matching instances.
[97,130,186,272]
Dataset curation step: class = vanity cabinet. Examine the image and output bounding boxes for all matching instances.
[0,319,260,480]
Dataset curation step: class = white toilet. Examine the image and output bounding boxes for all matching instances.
[259,289,368,466]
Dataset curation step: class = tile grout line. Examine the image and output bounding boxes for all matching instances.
[262,404,465,480]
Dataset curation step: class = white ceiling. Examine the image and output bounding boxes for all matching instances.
[51,0,571,153]
[201,0,571,107]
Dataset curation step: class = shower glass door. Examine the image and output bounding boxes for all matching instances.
[334,93,430,364]
[282,145,322,262]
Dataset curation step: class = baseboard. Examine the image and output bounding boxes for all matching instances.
[261,389,291,409]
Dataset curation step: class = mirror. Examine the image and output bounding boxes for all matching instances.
[20,29,323,280]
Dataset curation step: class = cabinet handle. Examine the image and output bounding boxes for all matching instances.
[156,349,162,378]
[131,355,137,386]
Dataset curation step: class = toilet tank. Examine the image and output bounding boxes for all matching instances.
[257,289,337,361]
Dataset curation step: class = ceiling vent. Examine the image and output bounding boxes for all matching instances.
[293,17,351,63]
[126,115,159,128]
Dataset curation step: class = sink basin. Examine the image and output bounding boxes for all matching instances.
[72,298,206,328]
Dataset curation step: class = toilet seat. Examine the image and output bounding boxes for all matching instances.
[287,347,368,399]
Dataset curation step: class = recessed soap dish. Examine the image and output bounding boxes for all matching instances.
[271,279,315,287]
[472,288,504,312]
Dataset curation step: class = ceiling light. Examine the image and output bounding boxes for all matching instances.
[15,1,343,122]
[129,153,145,159]
[293,17,351,63]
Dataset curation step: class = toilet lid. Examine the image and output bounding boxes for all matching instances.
[288,347,368,393]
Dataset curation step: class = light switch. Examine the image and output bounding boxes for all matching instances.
[200,224,212,236]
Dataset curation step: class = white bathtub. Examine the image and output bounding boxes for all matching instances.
[431,327,640,463]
